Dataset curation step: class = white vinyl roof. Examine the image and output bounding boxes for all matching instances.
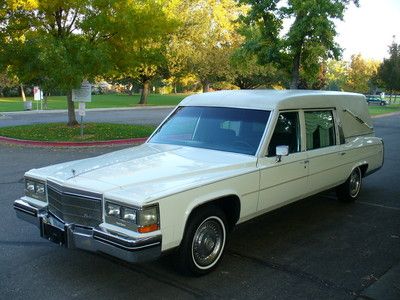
[180,90,365,111]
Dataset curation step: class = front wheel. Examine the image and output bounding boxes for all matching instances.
[177,206,227,276]
[336,167,362,202]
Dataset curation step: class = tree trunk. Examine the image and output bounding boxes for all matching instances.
[202,82,210,93]
[138,80,149,105]
[290,50,302,89]
[21,84,26,102]
[43,93,48,110]
[67,90,78,126]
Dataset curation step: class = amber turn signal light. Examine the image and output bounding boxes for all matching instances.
[137,224,159,233]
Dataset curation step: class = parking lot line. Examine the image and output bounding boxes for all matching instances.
[320,194,400,211]
[356,201,400,211]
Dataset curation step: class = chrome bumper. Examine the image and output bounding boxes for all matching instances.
[13,199,161,263]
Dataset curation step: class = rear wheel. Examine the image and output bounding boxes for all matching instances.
[177,206,227,276]
[336,167,362,202]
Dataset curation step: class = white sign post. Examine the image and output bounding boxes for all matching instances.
[33,86,43,111]
[72,81,92,138]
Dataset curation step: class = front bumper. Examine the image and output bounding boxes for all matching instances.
[13,199,161,263]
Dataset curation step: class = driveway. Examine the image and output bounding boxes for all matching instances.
[0,115,399,299]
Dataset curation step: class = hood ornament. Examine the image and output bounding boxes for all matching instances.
[71,169,76,177]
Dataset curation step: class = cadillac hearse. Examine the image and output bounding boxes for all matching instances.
[14,90,384,275]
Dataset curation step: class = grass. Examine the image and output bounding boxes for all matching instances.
[0,123,156,142]
[368,104,400,116]
[0,93,188,112]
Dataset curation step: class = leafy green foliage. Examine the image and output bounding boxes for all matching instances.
[325,59,348,91]
[324,56,380,93]
[230,46,285,89]
[343,54,380,93]
[240,0,359,89]
[378,41,400,94]
[0,0,174,123]
[166,0,245,92]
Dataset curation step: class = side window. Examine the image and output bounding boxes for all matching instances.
[304,111,336,150]
[268,112,301,156]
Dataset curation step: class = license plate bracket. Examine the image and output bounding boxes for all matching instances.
[41,220,67,247]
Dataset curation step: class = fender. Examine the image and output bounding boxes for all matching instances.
[175,189,241,246]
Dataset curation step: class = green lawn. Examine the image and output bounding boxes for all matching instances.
[368,104,400,116]
[0,123,156,142]
[0,93,188,112]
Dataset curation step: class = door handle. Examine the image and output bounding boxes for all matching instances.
[340,152,346,156]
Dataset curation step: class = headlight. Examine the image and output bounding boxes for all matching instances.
[138,206,158,226]
[25,178,46,202]
[122,207,136,222]
[106,202,121,217]
[137,206,159,233]
[105,201,159,233]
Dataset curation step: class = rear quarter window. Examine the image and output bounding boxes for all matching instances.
[304,111,336,150]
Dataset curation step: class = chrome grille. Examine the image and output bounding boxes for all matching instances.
[47,181,102,228]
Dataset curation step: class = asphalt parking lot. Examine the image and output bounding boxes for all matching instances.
[0,114,399,299]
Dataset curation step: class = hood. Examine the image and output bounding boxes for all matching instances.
[27,143,257,205]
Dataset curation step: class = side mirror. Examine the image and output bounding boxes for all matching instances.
[276,145,289,162]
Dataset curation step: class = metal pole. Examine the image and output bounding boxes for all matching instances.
[80,116,83,138]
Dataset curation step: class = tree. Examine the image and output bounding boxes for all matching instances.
[0,70,18,97]
[325,59,348,91]
[240,0,359,89]
[166,0,245,92]
[230,47,285,89]
[0,0,172,125]
[110,1,177,105]
[378,40,400,100]
[343,54,380,93]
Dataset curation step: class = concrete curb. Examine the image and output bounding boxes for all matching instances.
[2,105,175,115]
[0,136,147,147]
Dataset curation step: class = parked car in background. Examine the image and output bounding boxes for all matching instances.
[366,95,387,106]
[13,90,384,275]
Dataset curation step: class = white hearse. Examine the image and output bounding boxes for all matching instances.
[14,90,384,275]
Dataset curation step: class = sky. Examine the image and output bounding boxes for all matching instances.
[335,0,400,61]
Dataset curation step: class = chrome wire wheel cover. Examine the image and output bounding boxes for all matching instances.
[349,168,361,198]
[191,216,226,269]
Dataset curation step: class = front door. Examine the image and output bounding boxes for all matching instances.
[257,111,309,212]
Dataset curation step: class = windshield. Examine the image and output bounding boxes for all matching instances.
[149,106,270,155]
